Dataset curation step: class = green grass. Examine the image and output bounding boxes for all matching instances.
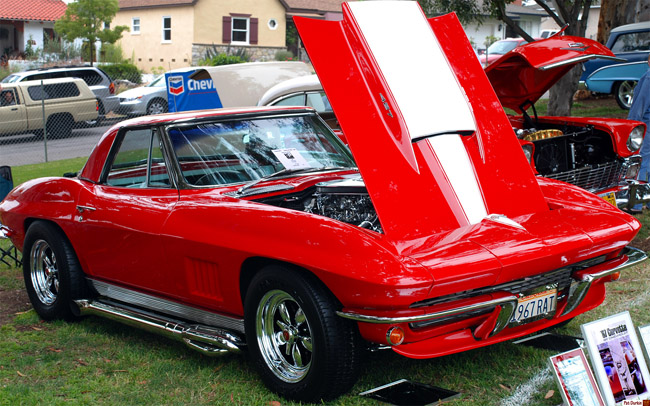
[0,98,647,405]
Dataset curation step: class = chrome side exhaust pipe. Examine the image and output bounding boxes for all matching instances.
[75,299,244,356]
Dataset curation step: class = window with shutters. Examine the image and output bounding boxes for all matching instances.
[223,15,258,45]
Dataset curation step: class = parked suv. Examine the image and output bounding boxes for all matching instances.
[0,78,98,138]
[2,65,118,125]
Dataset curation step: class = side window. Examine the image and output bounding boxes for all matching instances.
[0,89,18,106]
[611,31,650,53]
[306,92,333,113]
[69,70,103,86]
[106,128,171,188]
[273,93,306,107]
[27,82,80,100]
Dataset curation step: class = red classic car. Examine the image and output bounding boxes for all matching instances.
[0,2,647,402]
[484,35,649,210]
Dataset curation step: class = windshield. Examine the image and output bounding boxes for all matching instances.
[1,74,20,83]
[487,40,525,55]
[148,75,166,87]
[168,114,356,186]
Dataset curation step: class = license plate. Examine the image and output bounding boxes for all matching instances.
[511,289,557,324]
[600,192,617,207]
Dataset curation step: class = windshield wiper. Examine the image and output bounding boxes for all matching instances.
[235,167,353,196]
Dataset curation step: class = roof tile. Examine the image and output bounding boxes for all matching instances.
[0,0,66,22]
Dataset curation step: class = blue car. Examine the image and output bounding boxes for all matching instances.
[580,21,650,109]
[585,61,648,109]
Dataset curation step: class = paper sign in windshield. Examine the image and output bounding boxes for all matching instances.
[272,148,311,170]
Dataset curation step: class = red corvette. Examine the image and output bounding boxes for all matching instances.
[0,2,646,402]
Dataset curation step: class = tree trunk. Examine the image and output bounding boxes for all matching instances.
[546,0,592,117]
[547,65,582,117]
[598,0,650,44]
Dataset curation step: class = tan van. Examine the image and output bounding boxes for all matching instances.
[0,78,98,138]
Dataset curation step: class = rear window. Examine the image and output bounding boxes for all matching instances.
[611,31,650,53]
[27,82,81,100]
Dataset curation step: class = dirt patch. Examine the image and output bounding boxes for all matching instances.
[0,288,31,326]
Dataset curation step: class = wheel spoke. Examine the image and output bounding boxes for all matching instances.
[278,302,291,325]
[291,343,303,367]
[295,308,306,326]
[300,336,312,352]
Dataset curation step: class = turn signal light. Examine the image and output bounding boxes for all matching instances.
[386,326,405,346]
[609,272,621,282]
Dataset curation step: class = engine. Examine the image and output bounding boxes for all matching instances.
[255,177,383,233]
[306,178,382,233]
[516,124,621,192]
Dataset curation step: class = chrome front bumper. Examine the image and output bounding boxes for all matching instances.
[616,180,650,210]
[337,247,647,339]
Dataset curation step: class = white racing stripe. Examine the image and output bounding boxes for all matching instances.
[348,1,487,224]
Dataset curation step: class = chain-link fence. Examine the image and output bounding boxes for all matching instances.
[1,66,145,167]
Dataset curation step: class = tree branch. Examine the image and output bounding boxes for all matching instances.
[494,1,535,42]
[534,0,565,27]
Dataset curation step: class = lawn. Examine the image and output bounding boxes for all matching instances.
[1,96,648,405]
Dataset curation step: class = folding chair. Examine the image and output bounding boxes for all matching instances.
[0,166,21,267]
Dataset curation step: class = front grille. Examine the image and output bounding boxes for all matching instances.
[545,160,625,192]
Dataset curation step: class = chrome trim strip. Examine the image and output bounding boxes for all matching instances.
[562,247,647,316]
[540,55,626,71]
[76,299,243,355]
[336,294,518,324]
[88,279,245,333]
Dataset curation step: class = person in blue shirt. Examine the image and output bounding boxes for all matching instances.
[629,55,650,211]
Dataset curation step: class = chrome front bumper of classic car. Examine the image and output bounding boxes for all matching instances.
[337,247,647,343]
[613,180,650,210]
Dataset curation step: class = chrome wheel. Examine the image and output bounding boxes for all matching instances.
[30,239,59,305]
[256,289,313,383]
[147,99,167,115]
[616,80,637,110]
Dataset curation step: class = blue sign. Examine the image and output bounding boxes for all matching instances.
[165,71,223,113]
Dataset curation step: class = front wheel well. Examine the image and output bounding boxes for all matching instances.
[239,258,341,309]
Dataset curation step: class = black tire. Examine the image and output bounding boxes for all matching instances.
[614,80,637,110]
[244,266,361,402]
[23,221,87,321]
[46,114,73,139]
[147,98,168,115]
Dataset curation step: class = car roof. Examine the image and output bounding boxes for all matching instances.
[611,21,650,33]
[257,74,321,106]
[13,65,104,75]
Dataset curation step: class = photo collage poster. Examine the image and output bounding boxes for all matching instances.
[582,312,650,405]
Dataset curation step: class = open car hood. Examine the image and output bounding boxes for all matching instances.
[295,2,549,246]
[485,35,620,113]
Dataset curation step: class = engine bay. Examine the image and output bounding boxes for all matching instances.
[255,177,383,233]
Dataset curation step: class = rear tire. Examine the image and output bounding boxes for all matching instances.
[244,266,361,402]
[614,80,637,110]
[23,221,86,321]
[46,114,73,139]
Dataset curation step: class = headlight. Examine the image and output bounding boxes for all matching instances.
[627,125,644,152]
[124,96,143,102]
[521,144,533,163]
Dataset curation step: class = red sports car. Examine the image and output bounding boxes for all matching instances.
[0,1,646,402]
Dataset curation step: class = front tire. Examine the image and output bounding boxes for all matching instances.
[614,80,637,110]
[244,266,361,402]
[147,98,168,115]
[23,221,86,321]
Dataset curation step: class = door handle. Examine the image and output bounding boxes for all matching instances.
[76,205,96,213]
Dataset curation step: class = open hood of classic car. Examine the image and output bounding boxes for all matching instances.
[485,35,621,113]
[295,2,549,246]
